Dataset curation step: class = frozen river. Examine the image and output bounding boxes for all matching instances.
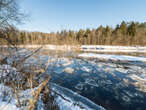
[35,50,146,110]
[1,47,146,110]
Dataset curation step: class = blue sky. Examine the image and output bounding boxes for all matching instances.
[19,0,146,33]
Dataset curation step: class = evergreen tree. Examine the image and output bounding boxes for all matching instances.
[127,22,136,37]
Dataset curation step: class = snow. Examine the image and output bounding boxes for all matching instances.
[6,45,78,51]
[78,53,146,62]
[2,45,146,53]
[64,67,74,74]
[0,102,18,110]
[81,66,92,72]
[56,96,86,110]
[0,84,19,110]
[81,45,146,53]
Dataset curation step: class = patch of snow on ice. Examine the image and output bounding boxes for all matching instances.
[64,67,74,74]
[81,66,92,73]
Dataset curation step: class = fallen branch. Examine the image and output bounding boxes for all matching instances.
[27,76,50,110]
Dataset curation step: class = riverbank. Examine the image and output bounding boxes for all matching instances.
[1,45,146,53]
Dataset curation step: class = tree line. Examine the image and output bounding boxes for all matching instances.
[1,21,146,46]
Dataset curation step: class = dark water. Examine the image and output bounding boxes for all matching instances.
[49,58,146,110]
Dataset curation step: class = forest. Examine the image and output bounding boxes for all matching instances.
[1,21,146,46]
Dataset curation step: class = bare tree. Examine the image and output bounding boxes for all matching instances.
[0,0,25,47]
[0,0,23,27]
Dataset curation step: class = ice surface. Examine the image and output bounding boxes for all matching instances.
[51,83,106,110]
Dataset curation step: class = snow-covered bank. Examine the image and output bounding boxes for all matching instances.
[78,53,146,62]
[1,45,146,53]
[81,45,146,53]
[0,45,80,51]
